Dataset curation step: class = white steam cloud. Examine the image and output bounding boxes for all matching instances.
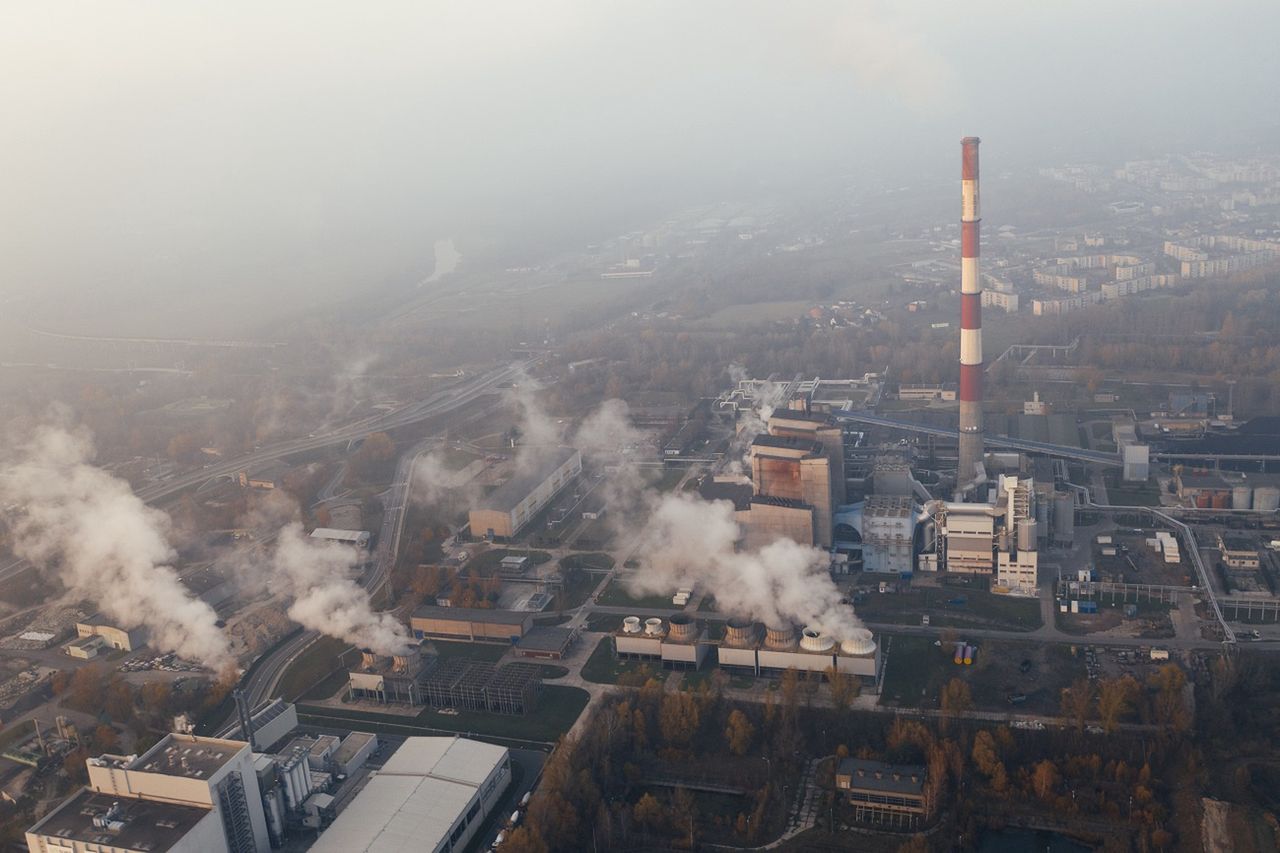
[507,374,563,474]
[629,492,863,641]
[272,523,412,655]
[409,449,482,515]
[0,423,233,671]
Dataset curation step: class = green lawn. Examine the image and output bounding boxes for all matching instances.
[580,636,666,685]
[275,636,354,702]
[561,552,615,571]
[297,684,590,744]
[598,577,679,609]
[468,548,553,577]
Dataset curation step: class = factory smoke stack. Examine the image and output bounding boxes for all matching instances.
[957,136,984,494]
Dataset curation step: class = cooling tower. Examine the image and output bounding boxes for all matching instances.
[799,627,836,652]
[643,617,665,637]
[622,616,642,634]
[667,613,697,643]
[840,628,877,657]
[764,624,797,650]
[360,649,381,670]
[724,618,757,647]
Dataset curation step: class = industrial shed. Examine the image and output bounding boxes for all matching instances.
[410,606,532,643]
[468,447,581,539]
[514,626,577,660]
[311,737,511,853]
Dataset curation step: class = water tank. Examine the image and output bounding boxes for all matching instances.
[840,628,876,657]
[764,624,796,650]
[1053,494,1075,541]
[963,644,974,665]
[1256,487,1280,512]
[622,616,641,634]
[799,627,835,652]
[1212,492,1230,509]
[643,618,665,637]
[1233,485,1253,510]
[1195,493,1211,508]
[953,642,965,664]
[668,613,696,642]
[1017,518,1038,552]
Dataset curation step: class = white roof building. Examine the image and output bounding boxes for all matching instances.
[311,737,511,853]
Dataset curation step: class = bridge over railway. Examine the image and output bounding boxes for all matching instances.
[829,411,1124,467]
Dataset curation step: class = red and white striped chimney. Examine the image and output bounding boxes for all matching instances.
[957,136,984,490]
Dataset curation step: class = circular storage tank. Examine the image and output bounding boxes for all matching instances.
[1255,487,1280,513]
[622,616,642,634]
[840,628,877,657]
[1212,492,1230,509]
[668,613,696,642]
[1233,485,1253,510]
[1017,517,1037,552]
[643,617,665,637]
[799,627,836,652]
[764,624,796,650]
[1195,493,1211,508]
[1054,494,1075,539]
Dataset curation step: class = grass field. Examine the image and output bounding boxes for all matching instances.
[298,684,590,744]
[854,584,1041,631]
[276,636,354,702]
[468,548,553,577]
[580,636,666,685]
[881,634,1086,714]
[598,577,679,609]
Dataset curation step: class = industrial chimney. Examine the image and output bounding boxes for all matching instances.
[957,136,984,493]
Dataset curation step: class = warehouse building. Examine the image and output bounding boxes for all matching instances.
[310,528,372,549]
[410,606,533,643]
[469,447,582,540]
[75,613,147,652]
[1219,533,1261,570]
[311,737,511,853]
[514,625,578,660]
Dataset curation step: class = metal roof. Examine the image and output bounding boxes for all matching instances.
[27,788,212,851]
[477,447,580,513]
[411,605,532,626]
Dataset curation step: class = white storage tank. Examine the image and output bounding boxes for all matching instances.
[1254,487,1280,512]
[1233,485,1253,510]
[1017,518,1038,552]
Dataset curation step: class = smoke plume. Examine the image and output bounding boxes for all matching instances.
[409,448,482,516]
[271,523,412,655]
[725,366,786,474]
[628,492,863,641]
[0,423,233,671]
[507,374,563,473]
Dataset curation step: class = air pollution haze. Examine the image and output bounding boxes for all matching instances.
[270,524,412,655]
[0,422,234,671]
[499,390,863,639]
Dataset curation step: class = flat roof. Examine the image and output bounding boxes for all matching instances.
[181,567,231,594]
[333,732,377,765]
[311,528,371,541]
[516,626,575,653]
[477,447,580,513]
[128,733,244,779]
[1221,534,1256,552]
[27,788,211,851]
[79,612,128,629]
[865,495,913,517]
[411,605,532,626]
[751,434,822,454]
[769,410,833,425]
[313,737,508,853]
[749,495,811,510]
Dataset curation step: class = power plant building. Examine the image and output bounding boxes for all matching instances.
[468,447,581,540]
[859,496,915,574]
[410,606,533,643]
[27,733,272,853]
[311,737,511,853]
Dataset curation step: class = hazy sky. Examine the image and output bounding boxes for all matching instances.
[2,1,1277,333]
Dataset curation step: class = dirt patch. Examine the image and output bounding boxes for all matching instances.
[1202,797,1231,853]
